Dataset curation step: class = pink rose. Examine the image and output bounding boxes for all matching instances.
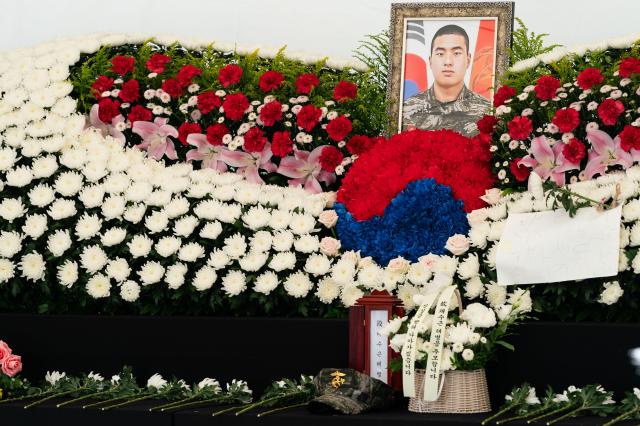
[480,188,502,205]
[418,254,440,270]
[467,209,488,225]
[318,210,338,228]
[445,234,470,256]
[387,256,410,273]
[319,237,341,257]
[358,256,374,269]
[342,250,360,264]
[322,191,337,208]
[1,354,22,377]
[0,341,12,363]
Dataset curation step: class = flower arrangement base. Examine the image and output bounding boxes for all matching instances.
[408,369,491,414]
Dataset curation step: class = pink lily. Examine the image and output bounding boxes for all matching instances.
[131,117,179,161]
[518,135,579,186]
[88,104,125,144]
[185,133,229,172]
[219,143,277,184]
[277,145,336,194]
[583,129,633,179]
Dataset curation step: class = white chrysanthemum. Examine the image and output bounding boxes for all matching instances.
[57,260,78,288]
[85,273,111,299]
[407,263,430,285]
[272,230,294,251]
[124,203,146,223]
[145,210,170,234]
[269,209,292,230]
[128,234,153,258]
[623,199,640,222]
[269,251,297,272]
[223,233,247,259]
[485,282,507,307]
[147,190,172,207]
[193,199,221,220]
[461,303,497,328]
[54,171,84,197]
[28,184,55,207]
[187,182,211,199]
[238,251,269,272]
[331,259,356,286]
[487,221,505,242]
[340,285,364,307]
[199,221,223,240]
[445,322,474,345]
[155,237,182,258]
[397,284,420,310]
[75,213,102,241]
[289,213,316,235]
[83,161,108,182]
[217,203,242,223]
[78,184,105,208]
[103,172,130,194]
[137,261,165,286]
[304,254,332,276]
[382,269,403,292]
[19,252,46,282]
[47,229,72,257]
[106,258,131,283]
[125,181,152,203]
[22,214,47,239]
[249,230,272,252]
[165,263,188,289]
[434,256,459,277]
[0,197,26,222]
[315,278,340,303]
[464,276,485,299]
[212,185,236,201]
[293,234,319,253]
[357,265,383,289]
[101,195,126,220]
[457,254,480,280]
[120,280,140,302]
[178,242,206,262]
[192,266,217,291]
[508,289,533,314]
[0,259,15,283]
[234,184,261,204]
[469,222,490,249]
[221,270,247,296]
[485,245,498,270]
[254,271,279,295]
[100,227,127,247]
[284,271,313,298]
[174,215,199,237]
[6,166,33,187]
[59,147,87,169]
[599,281,624,305]
[242,206,271,230]
[164,197,190,218]
[48,198,77,220]
[80,245,108,273]
[0,147,17,170]
[629,223,640,247]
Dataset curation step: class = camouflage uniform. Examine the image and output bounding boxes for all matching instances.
[402,84,490,137]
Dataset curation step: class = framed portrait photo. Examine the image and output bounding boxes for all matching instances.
[388,2,514,137]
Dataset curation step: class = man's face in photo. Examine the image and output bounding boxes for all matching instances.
[429,33,471,89]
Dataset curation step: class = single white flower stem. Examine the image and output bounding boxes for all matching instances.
[100,393,156,410]
[495,404,550,424]
[162,395,227,412]
[481,404,515,425]
[0,391,52,404]
[83,394,132,409]
[57,389,112,407]
[149,395,197,411]
[212,404,242,416]
[24,387,88,409]
[526,404,574,424]
[546,405,585,425]
[256,402,308,417]
[603,407,639,426]
[235,392,303,416]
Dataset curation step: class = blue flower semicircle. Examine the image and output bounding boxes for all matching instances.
[335,178,470,265]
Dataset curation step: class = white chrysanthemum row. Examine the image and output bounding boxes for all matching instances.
[509,32,640,73]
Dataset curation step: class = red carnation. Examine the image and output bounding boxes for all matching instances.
[619,125,640,152]
[178,122,202,146]
[576,67,604,90]
[218,64,243,87]
[296,105,322,132]
[91,75,114,97]
[510,158,530,182]
[161,78,184,98]
[326,115,353,141]
[197,91,222,114]
[507,116,533,141]
[552,108,580,133]
[271,131,293,157]
[259,70,284,92]
[619,57,640,78]
[493,85,516,107]
[206,123,228,146]
[97,98,121,123]
[146,53,172,74]
[346,135,375,155]
[111,55,135,75]
[222,93,250,121]
[259,100,283,126]
[562,138,587,163]
[243,127,268,153]
[319,146,344,172]
[534,75,561,100]
[295,73,319,94]
[597,98,624,126]
[333,81,357,102]
[176,64,202,87]
[127,105,152,123]
[119,79,140,103]
[476,114,498,134]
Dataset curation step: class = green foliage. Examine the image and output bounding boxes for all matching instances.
[508,17,562,67]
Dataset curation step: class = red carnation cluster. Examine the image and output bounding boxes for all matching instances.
[91,75,114,97]
[178,122,202,146]
[119,79,140,103]
[111,55,135,75]
[206,123,228,146]
[552,108,580,133]
[534,75,561,100]
[508,116,533,141]
[146,53,172,73]
[271,131,294,157]
[97,98,121,123]
[295,73,319,94]
[493,85,516,107]
[296,105,322,132]
[259,100,283,126]
[259,70,284,92]
[161,79,184,98]
[346,135,376,155]
[222,93,250,121]
[176,64,202,87]
[476,115,498,134]
[619,57,640,78]
[598,98,624,126]
[219,64,243,87]
[619,125,640,152]
[127,105,152,123]
[509,158,530,182]
[326,115,352,141]
[337,129,494,220]
[333,81,357,102]
[319,146,344,172]
[562,138,587,163]
[197,91,222,114]
[576,67,604,90]
[243,127,268,153]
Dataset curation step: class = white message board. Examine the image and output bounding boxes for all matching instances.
[496,206,621,285]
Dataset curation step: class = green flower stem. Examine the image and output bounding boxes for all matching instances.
[212,405,242,416]
[235,392,303,416]
[546,406,584,425]
[101,393,156,410]
[481,404,515,425]
[496,405,550,425]
[162,396,228,412]
[24,387,88,409]
[56,389,112,407]
[527,404,574,424]
[603,407,640,426]
[149,395,197,412]
[256,402,308,417]
[551,187,605,208]
[83,394,131,409]
[0,392,52,404]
